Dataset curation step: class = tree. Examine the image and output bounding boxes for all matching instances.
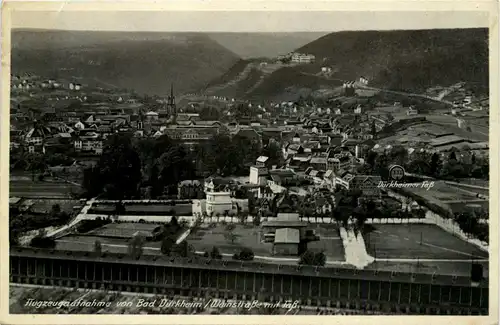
[299,250,315,265]
[262,141,283,168]
[389,145,408,167]
[170,216,179,229]
[10,227,22,246]
[154,144,196,194]
[84,134,142,199]
[299,250,326,266]
[82,166,104,198]
[366,151,378,169]
[161,236,176,255]
[313,251,326,266]
[224,232,240,244]
[30,236,56,249]
[440,160,466,179]
[253,213,261,226]
[237,247,254,261]
[50,204,61,218]
[430,153,442,177]
[128,234,145,259]
[210,246,223,259]
[353,206,368,231]
[179,219,189,229]
[238,212,248,224]
[173,241,192,257]
[94,240,102,255]
[37,228,47,238]
[115,201,126,215]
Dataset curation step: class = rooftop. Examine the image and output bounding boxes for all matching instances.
[274,228,300,244]
[10,247,488,286]
[257,156,269,163]
[9,197,22,205]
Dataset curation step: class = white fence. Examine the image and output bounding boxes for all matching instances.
[425,210,489,252]
[339,227,374,269]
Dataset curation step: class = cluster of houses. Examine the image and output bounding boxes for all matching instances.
[277,52,316,64]
[11,74,84,92]
[10,89,384,159]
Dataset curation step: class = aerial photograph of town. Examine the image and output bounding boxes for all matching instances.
[7,9,490,317]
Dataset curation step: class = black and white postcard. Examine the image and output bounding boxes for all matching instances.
[1,2,498,325]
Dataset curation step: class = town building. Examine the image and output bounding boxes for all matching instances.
[407,107,419,115]
[73,131,103,155]
[290,52,316,64]
[177,180,204,199]
[273,228,300,255]
[359,77,369,85]
[343,82,356,96]
[249,156,269,185]
[165,83,177,117]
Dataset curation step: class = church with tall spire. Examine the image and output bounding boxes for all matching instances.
[166,83,177,118]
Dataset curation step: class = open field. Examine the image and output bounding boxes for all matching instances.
[55,235,163,255]
[405,181,478,203]
[450,178,489,188]
[88,223,162,239]
[10,180,82,199]
[89,203,193,216]
[188,224,346,262]
[425,118,488,141]
[370,105,406,115]
[18,198,81,214]
[188,224,270,256]
[364,260,488,278]
[363,224,488,260]
[308,224,345,261]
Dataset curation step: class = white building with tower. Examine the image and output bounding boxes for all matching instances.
[249,156,269,185]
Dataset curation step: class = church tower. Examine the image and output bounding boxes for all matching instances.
[166,83,177,117]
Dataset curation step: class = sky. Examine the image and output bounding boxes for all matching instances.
[11,11,489,32]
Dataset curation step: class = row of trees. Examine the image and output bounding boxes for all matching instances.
[11,204,72,246]
[10,151,76,172]
[299,250,326,266]
[453,210,489,242]
[362,146,489,181]
[83,133,276,200]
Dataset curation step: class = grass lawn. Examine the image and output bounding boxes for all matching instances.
[365,260,489,277]
[363,224,488,260]
[55,235,163,255]
[308,224,345,261]
[188,224,346,262]
[9,180,82,199]
[88,223,162,238]
[28,199,80,214]
[89,203,193,216]
[404,182,478,210]
[187,224,271,256]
